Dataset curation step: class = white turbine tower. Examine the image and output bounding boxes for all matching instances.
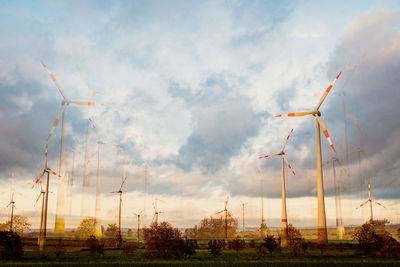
[258,128,296,247]
[41,61,105,233]
[88,118,121,237]
[275,72,341,244]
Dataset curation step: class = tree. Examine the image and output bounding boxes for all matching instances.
[260,222,268,238]
[0,231,24,260]
[143,222,187,258]
[76,218,96,239]
[86,235,104,255]
[187,217,238,239]
[353,221,400,257]
[104,224,118,238]
[261,235,277,256]
[208,240,223,256]
[287,224,305,256]
[230,238,246,256]
[0,215,31,234]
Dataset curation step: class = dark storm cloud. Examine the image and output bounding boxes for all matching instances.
[268,11,400,199]
[170,77,268,173]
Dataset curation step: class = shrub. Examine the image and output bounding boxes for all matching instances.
[54,239,65,259]
[104,224,118,238]
[287,224,305,256]
[86,235,104,256]
[143,222,186,258]
[249,239,256,248]
[76,218,96,239]
[263,235,278,256]
[183,238,196,258]
[122,242,136,255]
[353,222,400,257]
[208,240,223,256]
[230,238,246,256]
[0,231,23,260]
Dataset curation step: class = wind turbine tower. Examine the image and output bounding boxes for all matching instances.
[258,128,296,247]
[275,72,341,243]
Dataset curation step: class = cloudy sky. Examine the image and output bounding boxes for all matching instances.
[1,0,400,230]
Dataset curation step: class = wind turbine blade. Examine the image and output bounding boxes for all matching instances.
[315,115,336,152]
[217,210,224,214]
[120,176,127,191]
[258,153,280,159]
[69,100,106,107]
[281,128,294,152]
[33,171,46,188]
[227,211,232,217]
[374,201,386,209]
[6,201,12,208]
[110,191,119,194]
[48,169,62,178]
[316,72,342,110]
[34,193,42,207]
[282,155,295,175]
[86,151,97,164]
[101,142,120,147]
[275,111,312,117]
[41,61,67,99]
[336,159,349,176]
[75,65,94,95]
[356,200,369,210]
[46,104,67,142]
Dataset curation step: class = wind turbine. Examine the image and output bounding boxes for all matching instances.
[152,198,164,225]
[256,166,267,237]
[216,196,233,239]
[41,61,105,233]
[111,175,127,234]
[88,118,121,237]
[240,201,247,234]
[275,72,341,243]
[324,157,348,240]
[34,180,45,242]
[6,173,17,232]
[258,128,296,247]
[134,209,143,240]
[357,182,386,224]
[76,65,110,219]
[32,144,61,250]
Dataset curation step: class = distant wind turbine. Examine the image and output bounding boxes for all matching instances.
[216,196,233,239]
[275,72,341,244]
[111,175,127,234]
[324,157,348,240]
[152,198,164,225]
[356,182,386,224]
[32,144,61,250]
[134,209,143,240]
[258,128,296,247]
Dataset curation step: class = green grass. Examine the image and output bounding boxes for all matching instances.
[2,246,400,267]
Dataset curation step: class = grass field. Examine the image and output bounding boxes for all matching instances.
[4,225,400,266]
[3,241,400,266]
